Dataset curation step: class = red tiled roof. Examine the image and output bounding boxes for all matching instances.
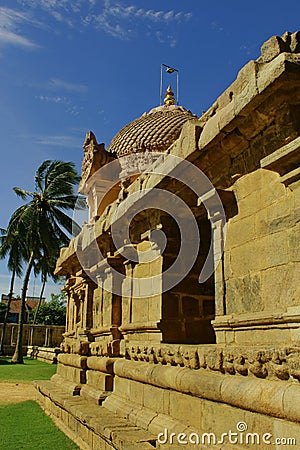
[2,299,40,313]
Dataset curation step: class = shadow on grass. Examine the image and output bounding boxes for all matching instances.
[0,357,12,365]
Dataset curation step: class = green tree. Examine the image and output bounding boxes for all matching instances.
[33,293,67,326]
[0,228,24,355]
[32,250,59,326]
[7,160,84,363]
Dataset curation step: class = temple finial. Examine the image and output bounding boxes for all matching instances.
[164,85,175,106]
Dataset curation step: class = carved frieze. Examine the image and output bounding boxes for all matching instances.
[60,338,89,356]
[124,343,300,382]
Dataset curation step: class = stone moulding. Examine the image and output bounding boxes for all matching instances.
[57,353,88,369]
[120,321,162,334]
[124,342,300,382]
[213,309,300,327]
[111,358,300,423]
[261,135,300,186]
[86,356,116,373]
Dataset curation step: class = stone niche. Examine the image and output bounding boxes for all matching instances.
[35,31,300,450]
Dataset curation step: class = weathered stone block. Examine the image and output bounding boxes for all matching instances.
[229,240,261,275]
[259,35,289,63]
[233,60,259,116]
[273,419,300,449]
[132,297,148,322]
[288,223,300,262]
[113,376,130,400]
[129,380,145,406]
[257,52,295,94]
[198,114,221,150]
[147,295,162,322]
[233,168,277,200]
[261,263,300,310]
[255,194,295,237]
[86,370,114,391]
[226,273,263,314]
[260,231,289,269]
[176,120,202,160]
[143,383,169,415]
[218,101,236,132]
[168,391,202,431]
[225,215,255,249]
[221,377,287,419]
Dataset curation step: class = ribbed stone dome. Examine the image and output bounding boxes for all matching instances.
[107,104,197,158]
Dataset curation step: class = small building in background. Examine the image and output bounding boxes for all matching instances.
[1,294,45,324]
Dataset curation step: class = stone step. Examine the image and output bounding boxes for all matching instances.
[35,380,157,450]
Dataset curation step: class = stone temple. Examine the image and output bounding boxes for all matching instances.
[36,32,300,449]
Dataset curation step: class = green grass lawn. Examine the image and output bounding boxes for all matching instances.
[0,400,79,449]
[0,357,79,448]
[0,356,57,383]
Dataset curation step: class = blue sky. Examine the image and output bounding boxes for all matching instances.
[0,0,299,300]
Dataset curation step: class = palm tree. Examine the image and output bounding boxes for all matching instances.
[8,160,84,363]
[32,249,59,326]
[0,228,24,355]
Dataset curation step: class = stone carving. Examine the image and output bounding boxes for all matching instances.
[79,131,114,192]
[60,339,89,356]
[124,343,300,382]
[90,339,120,357]
[118,151,163,179]
[248,351,268,378]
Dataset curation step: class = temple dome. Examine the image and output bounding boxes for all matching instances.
[107,91,197,158]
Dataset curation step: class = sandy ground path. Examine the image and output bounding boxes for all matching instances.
[0,382,39,404]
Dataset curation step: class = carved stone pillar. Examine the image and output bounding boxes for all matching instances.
[119,235,164,345]
[80,255,124,404]
[89,256,124,357]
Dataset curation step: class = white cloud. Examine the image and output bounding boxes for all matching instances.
[16,0,192,45]
[48,78,88,93]
[211,21,224,32]
[0,7,38,49]
[90,2,192,44]
[36,95,82,116]
[34,77,86,116]
[102,2,192,23]
[0,28,35,48]
[34,134,79,148]
[36,95,68,104]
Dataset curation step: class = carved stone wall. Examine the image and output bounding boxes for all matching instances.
[36,32,300,449]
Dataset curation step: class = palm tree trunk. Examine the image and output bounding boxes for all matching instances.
[32,277,46,325]
[0,269,15,355]
[11,252,34,364]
